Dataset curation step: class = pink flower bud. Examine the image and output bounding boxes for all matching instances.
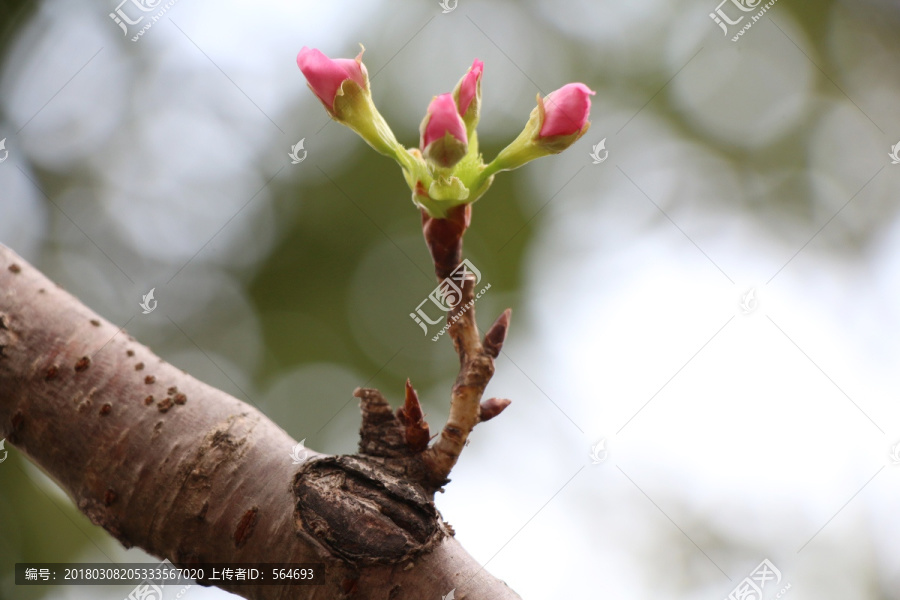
[420,93,468,168]
[539,83,595,138]
[296,46,368,114]
[454,59,483,117]
[484,81,595,175]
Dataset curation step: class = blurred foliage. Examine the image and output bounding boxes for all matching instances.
[2,0,900,598]
[254,142,529,383]
[0,0,34,57]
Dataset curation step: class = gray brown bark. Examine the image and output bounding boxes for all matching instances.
[0,244,521,600]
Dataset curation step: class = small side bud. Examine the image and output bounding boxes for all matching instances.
[398,379,430,452]
[479,398,511,422]
[483,309,512,358]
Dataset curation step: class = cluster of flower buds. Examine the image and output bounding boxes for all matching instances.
[297,45,594,218]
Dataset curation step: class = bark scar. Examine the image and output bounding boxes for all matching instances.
[233,506,259,548]
[294,456,448,564]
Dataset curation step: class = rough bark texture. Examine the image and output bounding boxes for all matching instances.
[0,244,521,599]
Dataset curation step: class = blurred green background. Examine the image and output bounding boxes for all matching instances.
[1,0,900,598]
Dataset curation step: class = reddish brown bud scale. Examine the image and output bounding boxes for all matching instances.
[422,204,471,280]
[479,398,511,422]
[484,309,511,358]
[401,379,430,452]
[402,379,424,422]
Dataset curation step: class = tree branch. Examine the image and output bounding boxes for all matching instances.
[421,279,511,489]
[0,244,521,600]
[356,206,514,493]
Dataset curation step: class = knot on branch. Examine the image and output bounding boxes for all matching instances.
[293,455,448,565]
